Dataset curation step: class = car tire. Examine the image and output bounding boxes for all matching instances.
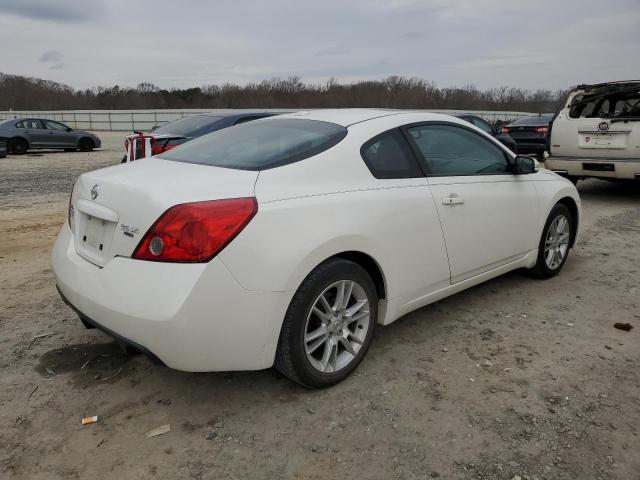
[275,258,378,388]
[8,138,28,155]
[528,203,573,279]
[78,138,94,152]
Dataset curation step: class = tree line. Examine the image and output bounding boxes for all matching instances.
[0,73,567,113]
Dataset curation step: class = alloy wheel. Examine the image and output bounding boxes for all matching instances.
[304,280,371,373]
[544,214,570,270]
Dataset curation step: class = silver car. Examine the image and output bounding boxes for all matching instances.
[0,118,101,155]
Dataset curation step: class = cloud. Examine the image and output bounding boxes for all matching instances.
[0,0,638,90]
[315,47,351,57]
[40,50,63,63]
[0,0,99,23]
[39,50,64,70]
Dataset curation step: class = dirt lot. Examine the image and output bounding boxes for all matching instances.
[1,132,638,480]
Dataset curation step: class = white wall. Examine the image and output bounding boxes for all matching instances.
[0,109,535,131]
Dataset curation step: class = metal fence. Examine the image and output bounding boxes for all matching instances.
[0,108,535,131]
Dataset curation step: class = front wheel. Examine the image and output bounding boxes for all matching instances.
[275,258,378,388]
[528,203,573,278]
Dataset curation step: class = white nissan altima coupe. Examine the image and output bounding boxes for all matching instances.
[52,109,581,388]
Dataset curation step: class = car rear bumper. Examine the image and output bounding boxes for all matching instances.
[52,223,291,372]
[546,156,640,180]
[511,140,546,153]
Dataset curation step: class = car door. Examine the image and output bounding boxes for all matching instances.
[405,123,539,284]
[43,120,76,147]
[16,119,48,147]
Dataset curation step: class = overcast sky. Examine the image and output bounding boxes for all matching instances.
[1,0,639,91]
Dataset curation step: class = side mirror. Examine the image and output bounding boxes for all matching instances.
[66,127,73,132]
[514,155,537,174]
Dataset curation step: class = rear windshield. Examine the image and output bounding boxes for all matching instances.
[509,115,553,126]
[159,118,347,170]
[569,89,640,119]
[153,115,222,136]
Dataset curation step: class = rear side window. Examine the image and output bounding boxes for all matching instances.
[16,119,43,129]
[160,119,347,170]
[360,129,422,179]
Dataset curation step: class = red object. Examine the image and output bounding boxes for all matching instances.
[533,126,549,134]
[501,127,511,134]
[151,140,178,156]
[132,198,258,263]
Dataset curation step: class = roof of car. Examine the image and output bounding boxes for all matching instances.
[277,109,402,127]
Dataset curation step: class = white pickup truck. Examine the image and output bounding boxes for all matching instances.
[545,81,640,182]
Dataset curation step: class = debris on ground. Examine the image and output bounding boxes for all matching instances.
[614,322,633,332]
[82,415,98,425]
[146,424,171,438]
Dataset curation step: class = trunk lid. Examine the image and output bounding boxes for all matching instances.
[71,159,258,267]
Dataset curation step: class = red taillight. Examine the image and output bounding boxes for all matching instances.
[534,127,549,134]
[132,198,258,263]
[151,142,178,156]
[501,127,511,134]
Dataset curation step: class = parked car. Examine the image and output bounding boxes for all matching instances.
[53,109,580,388]
[455,114,518,152]
[0,138,7,158]
[0,118,101,154]
[545,80,640,182]
[122,112,278,162]
[502,114,554,154]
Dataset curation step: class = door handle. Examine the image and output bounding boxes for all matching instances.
[442,196,465,205]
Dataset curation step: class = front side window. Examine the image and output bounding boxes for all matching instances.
[160,118,347,170]
[44,120,69,131]
[408,124,509,176]
[360,129,423,179]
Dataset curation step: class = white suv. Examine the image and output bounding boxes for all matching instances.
[545,81,640,182]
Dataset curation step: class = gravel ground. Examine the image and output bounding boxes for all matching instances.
[0,133,639,480]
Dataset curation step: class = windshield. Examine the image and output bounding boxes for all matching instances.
[509,115,553,126]
[153,115,223,137]
[159,118,347,170]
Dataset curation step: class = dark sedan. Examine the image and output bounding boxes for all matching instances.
[455,114,518,153]
[0,118,101,154]
[122,112,278,162]
[502,114,553,155]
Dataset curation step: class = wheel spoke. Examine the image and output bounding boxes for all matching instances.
[329,341,338,371]
[319,294,333,315]
[347,331,364,344]
[339,336,357,356]
[334,281,346,311]
[312,306,331,323]
[557,233,570,245]
[545,249,555,267]
[306,336,325,355]
[305,325,327,343]
[343,281,354,309]
[345,310,368,325]
[319,337,333,371]
[345,299,367,318]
